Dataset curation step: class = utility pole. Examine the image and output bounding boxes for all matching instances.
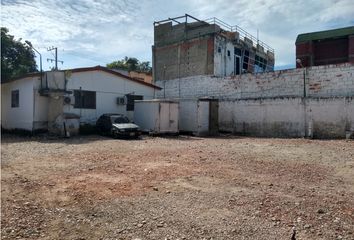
[47,46,63,70]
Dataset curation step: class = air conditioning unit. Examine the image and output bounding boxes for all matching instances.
[63,95,75,105]
[116,97,126,105]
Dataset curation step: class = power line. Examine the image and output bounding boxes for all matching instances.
[47,46,64,70]
[63,51,106,65]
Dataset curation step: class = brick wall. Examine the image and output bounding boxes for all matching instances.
[349,35,354,63]
[155,63,354,99]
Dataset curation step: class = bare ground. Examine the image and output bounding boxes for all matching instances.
[1,134,354,240]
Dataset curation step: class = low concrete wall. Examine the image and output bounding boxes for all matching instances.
[219,97,354,138]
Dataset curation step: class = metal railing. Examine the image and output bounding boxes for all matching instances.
[204,17,274,54]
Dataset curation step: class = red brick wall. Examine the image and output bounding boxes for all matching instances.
[296,37,352,67]
[296,42,313,67]
[349,35,354,63]
[314,38,348,65]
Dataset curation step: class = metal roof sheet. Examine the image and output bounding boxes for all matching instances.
[296,26,354,43]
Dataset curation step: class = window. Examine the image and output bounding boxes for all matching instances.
[227,50,230,56]
[11,90,19,108]
[126,95,143,111]
[74,90,96,109]
[111,116,130,124]
[255,55,267,70]
[243,50,249,70]
[234,47,241,56]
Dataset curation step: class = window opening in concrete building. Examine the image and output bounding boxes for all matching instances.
[234,56,241,75]
[234,48,242,56]
[243,50,249,71]
[234,47,242,75]
[74,90,96,109]
[255,55,267,72]
[11,90,19,108]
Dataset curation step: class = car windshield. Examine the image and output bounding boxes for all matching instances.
[111,116,130,124]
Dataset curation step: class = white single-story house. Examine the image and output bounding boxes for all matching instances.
[1,66,161,134]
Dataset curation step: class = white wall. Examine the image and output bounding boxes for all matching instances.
[64,71,156,124]
[220,98,306,137]
[214,36,228,76]
[156,63,354,138]
[225,42,235,76]
[214,36,244,76]
[33,90,49,130]
[1,77,35,131]
[156,63,354,99]
[219,97,354,138]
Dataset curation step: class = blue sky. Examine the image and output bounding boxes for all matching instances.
[1,0,354,71]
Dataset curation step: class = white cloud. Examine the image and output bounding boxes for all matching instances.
[1,0,354,70]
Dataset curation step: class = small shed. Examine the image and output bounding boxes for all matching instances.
[134,99,179,134]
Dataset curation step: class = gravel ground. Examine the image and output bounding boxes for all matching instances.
[1,134,354,240]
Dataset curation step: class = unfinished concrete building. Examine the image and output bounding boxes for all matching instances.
[152,14,275,81]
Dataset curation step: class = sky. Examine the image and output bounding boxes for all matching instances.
[1,0,354,71]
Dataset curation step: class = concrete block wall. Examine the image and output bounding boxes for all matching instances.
[219,98,305,137]
[155,63,354,99]
[153,36,214,81]
[155,63,354,138]
[219,97,354,138]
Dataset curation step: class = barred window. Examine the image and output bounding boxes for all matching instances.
[74,90,96,109]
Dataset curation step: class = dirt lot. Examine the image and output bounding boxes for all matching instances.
[1,134,354,240]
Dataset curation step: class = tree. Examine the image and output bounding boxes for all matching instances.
[1,27,37,82]
[107,56,152,73]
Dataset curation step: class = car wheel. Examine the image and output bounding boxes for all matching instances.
[112,131,119,139]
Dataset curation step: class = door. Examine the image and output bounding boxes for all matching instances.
[209,100,219,135]
[234,56,241,75]
[159,102,178,133]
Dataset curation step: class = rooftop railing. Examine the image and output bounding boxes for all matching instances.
[154,14,274,55]
[204,17,274,54]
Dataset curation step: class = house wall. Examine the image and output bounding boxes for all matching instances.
[1,77,35,131]
[64,71,156,124]
[155,63,354,138]
[33,89,49,130]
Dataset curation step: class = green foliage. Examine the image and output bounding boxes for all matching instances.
[107,56,152,73]
[1,27,37,82]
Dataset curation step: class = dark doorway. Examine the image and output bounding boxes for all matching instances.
[235,56,241,75]
[209,99,219,135]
